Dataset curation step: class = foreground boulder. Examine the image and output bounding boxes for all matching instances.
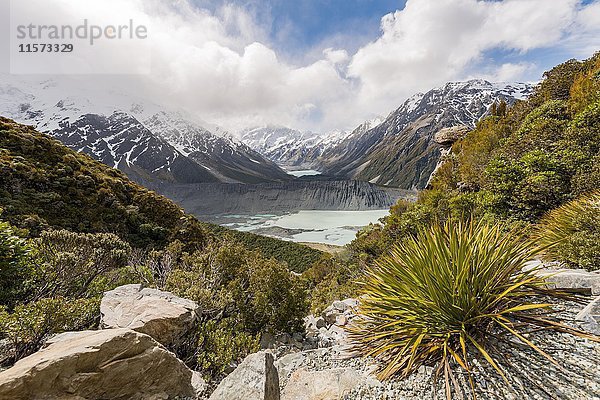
[209,351,279,400]
[100,284,199,346]
[281,367,368,400]
[0,329,199,400]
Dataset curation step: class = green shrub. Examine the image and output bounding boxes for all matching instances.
[165,240,307,377]
[537,192,600,271]
[167,241,306,333]
[0,297,99,363]
[303,256,363,313]
[349,220,595,397]
[0,220,29,308]
[194,319,260,381]
[27,230,131,299]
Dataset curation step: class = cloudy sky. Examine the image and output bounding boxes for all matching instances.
[2,0,600,133]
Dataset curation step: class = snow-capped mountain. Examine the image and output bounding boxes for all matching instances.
[240,125,354,168]
[317,80,534,188]
[144,113,289,183]
[0,76,290,185]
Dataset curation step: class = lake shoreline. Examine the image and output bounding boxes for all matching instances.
[204,209,390,246]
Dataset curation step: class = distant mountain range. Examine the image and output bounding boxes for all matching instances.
[240,80,534,189]
[0,77,291,185]
[240,125,357,169]
[0,76,534,192]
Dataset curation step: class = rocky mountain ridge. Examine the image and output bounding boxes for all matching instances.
[316,80,534,188]
[237,80,533,189]
[240,125,358,168]
[0,76,291,185]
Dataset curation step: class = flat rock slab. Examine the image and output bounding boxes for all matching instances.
[100,284,199,346]
[534,269,600,295]
[433,126,469,146]
[0,328,198,400]
[209,351,279,400]
[281,367,368,400]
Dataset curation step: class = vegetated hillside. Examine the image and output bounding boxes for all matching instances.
[317,80,533,189]
[0,117,327,382]
[0,117,322,272]
[303,53,600,314]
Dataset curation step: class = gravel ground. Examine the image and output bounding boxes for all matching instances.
[277,300,600,400]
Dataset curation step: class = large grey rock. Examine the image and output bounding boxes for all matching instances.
[100,284,199,346]
[281,367,368,400]
[433,126,469,146]
[209,351,279,400]
[534,269,600,295]
[576,296,600,335]
[0,328,198,400]
[275,352,307,385]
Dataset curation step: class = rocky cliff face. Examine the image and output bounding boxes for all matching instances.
[155,180,412,215]
[317,80,533,189]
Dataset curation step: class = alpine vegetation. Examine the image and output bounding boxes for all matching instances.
[537,191,600,272]
[348,220,600,398]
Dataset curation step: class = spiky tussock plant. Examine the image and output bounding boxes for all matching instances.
[537,191,600,271]
[348,220,599,398]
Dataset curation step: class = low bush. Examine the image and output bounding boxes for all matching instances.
[165,240,307,379]
[194,319,260,381]
[303,256,363,314]
[0,297,99,363]
[27,230,131,300]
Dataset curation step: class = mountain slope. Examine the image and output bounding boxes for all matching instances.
[48,111,220,184]
[157,180,410,215]
[0,77,290,185]
[0,117,322,271]
[318,80,534,188]
[144,113,290,183]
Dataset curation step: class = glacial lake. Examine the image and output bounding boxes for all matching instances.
[217,209,389,245]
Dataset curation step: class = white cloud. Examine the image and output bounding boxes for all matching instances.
[348,0,589,114]
[3,0,599,132]
[484,62,538,83]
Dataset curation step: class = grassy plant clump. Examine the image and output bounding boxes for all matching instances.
[349,220,598,397]
[537,191,600,271]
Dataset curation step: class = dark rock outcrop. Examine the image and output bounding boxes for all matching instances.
[209,351,280,400]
